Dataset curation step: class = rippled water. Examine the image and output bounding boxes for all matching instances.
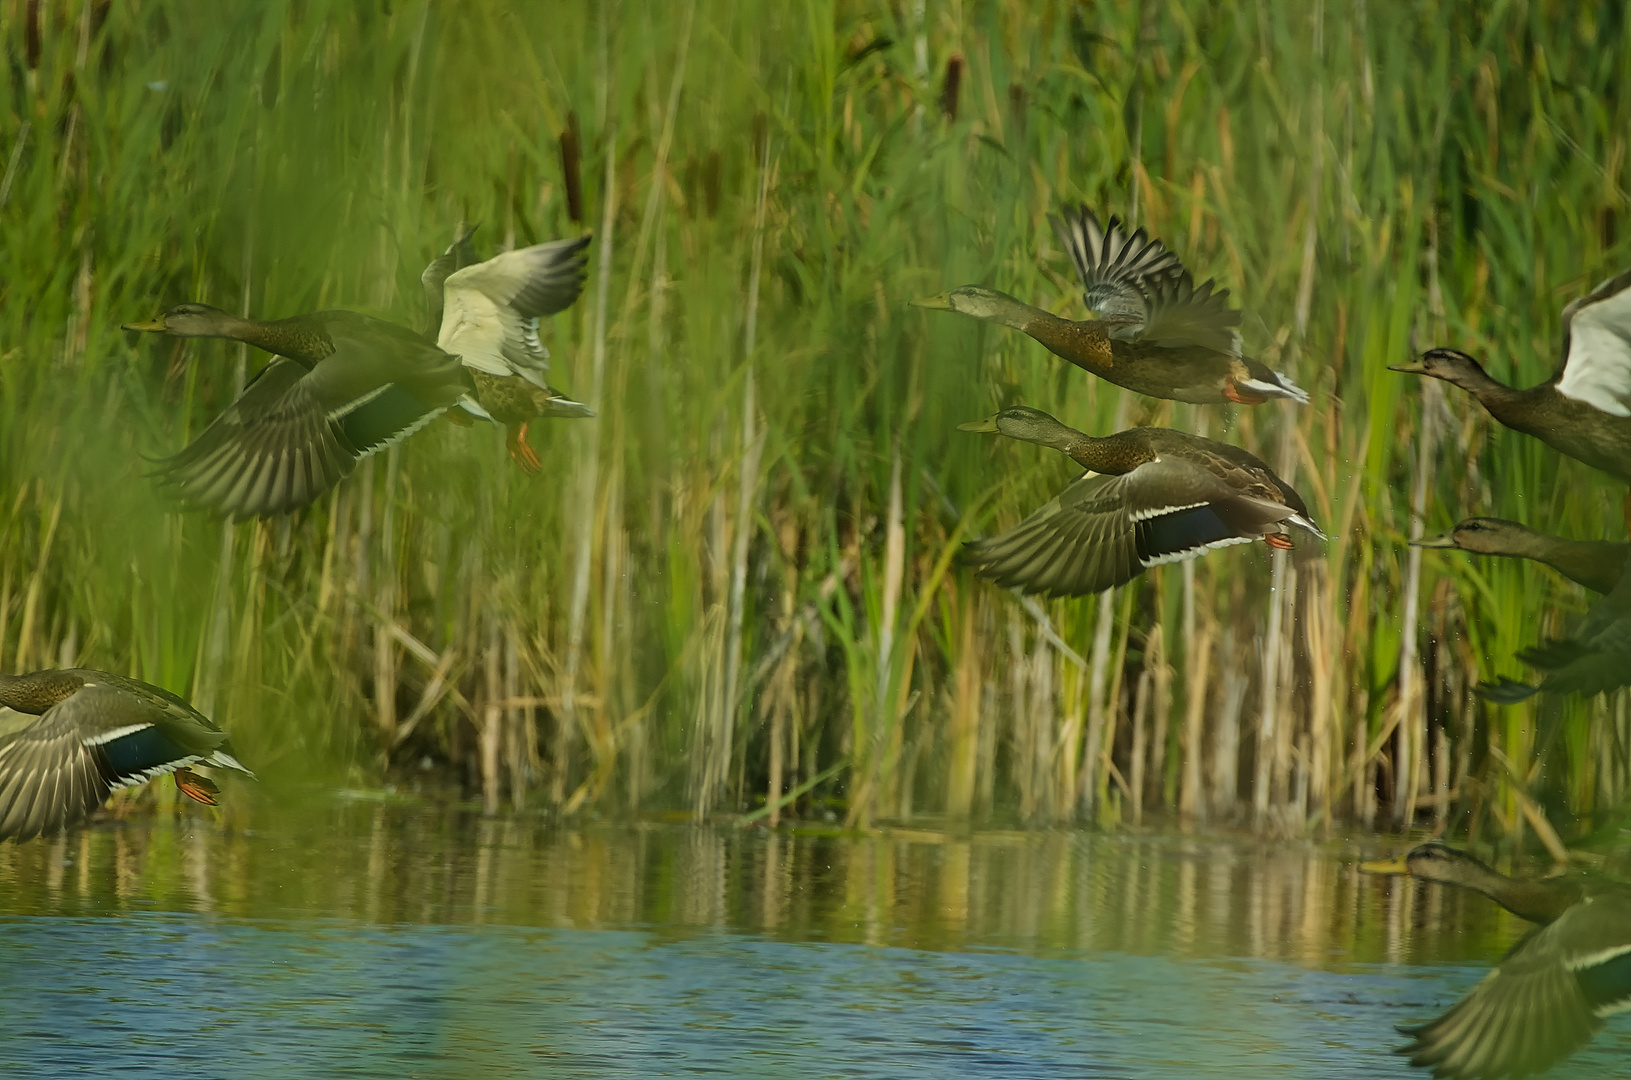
[0,801,1624,1078]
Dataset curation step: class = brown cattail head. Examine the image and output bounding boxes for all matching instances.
[26,0,42,70]
[559,110,583,224]
[942,54,964,121]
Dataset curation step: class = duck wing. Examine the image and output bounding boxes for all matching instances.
[963,457,1302,597]
[1134,270,1245,355]
[154,316,469,518]
[1498,567,1631,700]
[439,235,592,391]
[1556,267,1631,417]
[1398,893,1631,1078]
[421,223,481,334]
[1050,205,1183,329]
[151,356,360,518]
[0,681,248,842]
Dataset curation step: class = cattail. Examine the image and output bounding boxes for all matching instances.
[25,0,41,70]
[559,110,583,224]
[1008,82,1026,142]
[941,54,963,121]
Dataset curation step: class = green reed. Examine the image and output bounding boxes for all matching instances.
[0,0,1626,842]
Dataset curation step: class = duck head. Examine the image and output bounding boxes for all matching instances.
[1359,841,1492,884]
[1411,517,1530,554]
[912,285,1024,323]
[1388,347,1486,381]
[123,303,243,337]
[957,405,1080,449]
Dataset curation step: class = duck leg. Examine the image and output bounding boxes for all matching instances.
[174,768,221,806]
[506,422,543,474]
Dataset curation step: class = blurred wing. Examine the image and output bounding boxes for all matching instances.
[152,357,358,519]
[963,458,1288,597]
[963,473,1146,597]
[1517,568,1631,698]
[1049,204,1182,324]
[439,236,591,387]
[1399,906,1616,1079]
[1557,268,1631,417]
[0,707,113,842]
[1135,271,1244,355]
[0,684,218,842]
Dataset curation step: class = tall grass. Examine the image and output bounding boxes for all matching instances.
[0,0,1626,841]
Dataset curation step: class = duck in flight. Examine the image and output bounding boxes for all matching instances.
[958,406,1323,596]
[914,205,1308,405]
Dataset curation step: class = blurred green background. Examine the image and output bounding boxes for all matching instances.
[1,0,1626,842]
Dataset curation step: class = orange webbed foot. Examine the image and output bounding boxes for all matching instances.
[506,423,543,474]
[1263,533,1294,551]
[174,768,221,806]
[1223,381,1268,405]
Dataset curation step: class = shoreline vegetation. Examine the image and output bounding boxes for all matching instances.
[2,2,1626,844]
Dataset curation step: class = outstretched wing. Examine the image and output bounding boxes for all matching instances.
[1050,204,1183,326]
[963,457,1295,597]
[421,223,481,334]
[1557,267,1631,417]
[1135,271,1244,355]
[0,684,219,842]
[439,235,592,389]
[1398,895,1630,1079]
[150,357,359,519]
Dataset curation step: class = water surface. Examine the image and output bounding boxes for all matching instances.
[1,801,1624,1078]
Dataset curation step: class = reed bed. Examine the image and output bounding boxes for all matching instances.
[0,0,1626,842]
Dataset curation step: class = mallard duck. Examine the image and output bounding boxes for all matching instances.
[913,206,1308,405]
[433,231,596,473]
[1412,517,1629,595]
[1479,565,1631,703]
[0,668,255,842]
[1389,268,1631,486]
[125,305,475,518]
[1361,842,1631,1079]
[958,406,1324,596]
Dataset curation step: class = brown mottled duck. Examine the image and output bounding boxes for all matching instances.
[914,206,1308,405]
[431,231,596,473]
[1390,267,1631,487]
[124,304,475,518]
[0,668,255,842]
[958,406,1323,596]
[1478,564,1631,704]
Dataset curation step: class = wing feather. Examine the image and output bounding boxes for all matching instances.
[1557,268,1631,416]
[1049,205,1183,324]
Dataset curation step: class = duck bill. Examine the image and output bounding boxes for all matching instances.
[956,416,1000,433]
[1410,532,1459,549]
[1387,358,1428,374]
[123,316,169,332]
[1358,855,1411,875]
[910,292,954,311]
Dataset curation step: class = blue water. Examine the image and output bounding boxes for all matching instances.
[2,912,1624,1078]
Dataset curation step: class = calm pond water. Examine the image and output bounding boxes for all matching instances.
[0,799,1625,1078]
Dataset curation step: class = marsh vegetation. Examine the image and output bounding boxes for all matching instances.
[2,1,1627,845]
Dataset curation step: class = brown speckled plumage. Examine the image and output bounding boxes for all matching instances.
[914,206,1308,405]
[958,407,1322,596]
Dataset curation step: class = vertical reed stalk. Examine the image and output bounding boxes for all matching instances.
[722,128,772,779]
[561,35,619,800]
